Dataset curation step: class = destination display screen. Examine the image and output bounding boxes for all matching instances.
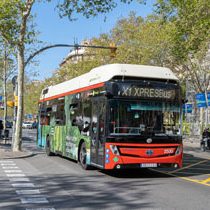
[119,86,176,99]
[109,82,179,100]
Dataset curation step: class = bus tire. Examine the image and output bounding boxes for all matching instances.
[79,141,89,170]
[46,136,53,156]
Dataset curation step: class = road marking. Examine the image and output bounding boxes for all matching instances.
[151,168,210,187]
[200,177,210,184]
[1,160,54,209]
[180,177,210,187]
[2,166,19,169]
[151,158,210,187]
[16,189,41,195]
[1,163,16,166]
[12,183,35,188]
[4,170,22,173]
[20,197,49,204]
[7,173,26,177]
[0,160,14,163]
[168,160,209,174]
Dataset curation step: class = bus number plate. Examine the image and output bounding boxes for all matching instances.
[140,163,157,168]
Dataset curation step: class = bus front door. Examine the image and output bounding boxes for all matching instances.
[90,98,106,168]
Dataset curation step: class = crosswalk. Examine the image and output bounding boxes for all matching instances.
[0,160,56,210]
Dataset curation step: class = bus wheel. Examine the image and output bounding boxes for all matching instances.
[46,136,53,156]
[79,142,89,170]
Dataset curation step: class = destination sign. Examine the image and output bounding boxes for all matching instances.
[118,86,176,99]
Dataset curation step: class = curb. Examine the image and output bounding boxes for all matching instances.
[0,150,35,160]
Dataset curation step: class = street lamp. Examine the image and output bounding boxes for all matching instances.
[11,75,18,148]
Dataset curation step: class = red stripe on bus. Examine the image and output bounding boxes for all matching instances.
[39,82,105,102]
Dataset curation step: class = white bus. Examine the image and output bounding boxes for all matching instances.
[38,64,183,170]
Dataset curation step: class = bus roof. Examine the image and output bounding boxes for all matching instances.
[40,64,178,101]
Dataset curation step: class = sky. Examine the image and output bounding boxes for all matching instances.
[30,0,156,80]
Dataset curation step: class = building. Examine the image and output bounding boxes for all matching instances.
[59,40,93,67]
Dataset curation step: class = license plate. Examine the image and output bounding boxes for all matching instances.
[140,163,157,168]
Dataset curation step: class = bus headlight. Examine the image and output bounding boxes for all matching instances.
[110,145,120,155]
[175,145,182,155]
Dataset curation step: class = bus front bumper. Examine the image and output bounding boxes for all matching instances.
[104,143,183,169]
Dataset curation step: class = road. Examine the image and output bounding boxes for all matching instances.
[0,129,210,210]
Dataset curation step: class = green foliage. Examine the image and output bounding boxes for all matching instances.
[0,0,23,44]
[55,0,135,20]
[24,80,45,115]
[155,0,210,62]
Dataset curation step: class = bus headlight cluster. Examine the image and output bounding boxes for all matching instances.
[175,145,182,155]
[105,149,110,163]
[110,145,120,155]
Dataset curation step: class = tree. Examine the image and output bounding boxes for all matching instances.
[24,79,44,115]
[154,0,210,92]
[0,39,16,129]
[0,0,138,151]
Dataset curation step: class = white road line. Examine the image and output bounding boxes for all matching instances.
[16,189,41,195]
[7,174,26,177]
[1,161,53,209]
[4,170,22,173]
[1,163,16,166]
[12,183,35,188]
[0,160,14,163]
[9,177,30,182]
[2,166,19,169]
[20,197,49,204]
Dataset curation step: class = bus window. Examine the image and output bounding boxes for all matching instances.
[82,99,91,133]
[55,104,65,125]
[49,98,65,126]
[40,115,50,125]
[98,103,105,136]
[70,102,83,130]
[109,100,180,135]
[40,106,51,125]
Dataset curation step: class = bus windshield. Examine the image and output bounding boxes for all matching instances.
[109,99,181,136]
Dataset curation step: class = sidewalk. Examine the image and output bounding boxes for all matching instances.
[0,139,34,159]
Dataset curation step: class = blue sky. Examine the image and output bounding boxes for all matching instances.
[30,0,155,80]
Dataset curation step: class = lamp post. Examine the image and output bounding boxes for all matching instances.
[11,75,18,149]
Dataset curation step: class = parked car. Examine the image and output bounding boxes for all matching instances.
[22,122,33,129]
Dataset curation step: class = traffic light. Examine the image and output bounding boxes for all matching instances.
[14,95,18,106]
[7,101,14,107]
[110,43,117,58]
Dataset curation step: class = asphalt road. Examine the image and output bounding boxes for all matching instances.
[0,129,210,210]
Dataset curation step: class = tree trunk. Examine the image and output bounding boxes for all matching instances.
[12,0,34,152]
[12,45,24,152]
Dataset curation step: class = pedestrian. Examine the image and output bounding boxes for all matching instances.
[0,120,3,139]
[202,127,210,138]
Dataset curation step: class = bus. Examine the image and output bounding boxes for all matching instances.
[38,64,183,170]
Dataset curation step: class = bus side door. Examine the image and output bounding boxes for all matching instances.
[90,97,106,168]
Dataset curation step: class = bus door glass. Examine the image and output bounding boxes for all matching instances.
[91,97,106,167]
